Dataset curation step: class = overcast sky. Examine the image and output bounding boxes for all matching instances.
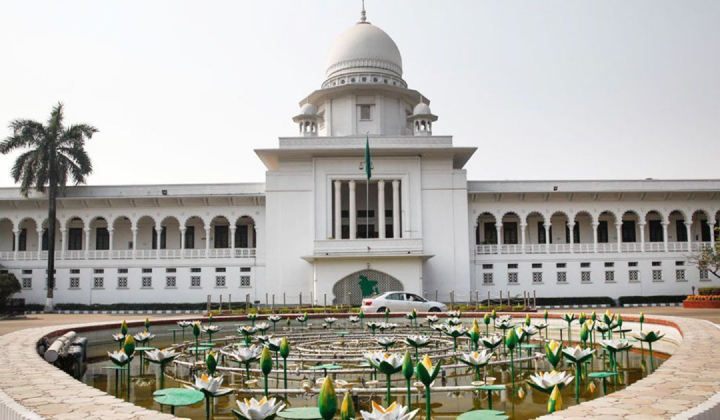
[1,0,718,187]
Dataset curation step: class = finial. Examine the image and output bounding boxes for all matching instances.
[360,0,367,23]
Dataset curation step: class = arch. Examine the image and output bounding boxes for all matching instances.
[62,215,86,228]
[475,212,497,245]
[332,269,404,306]
[644,209,665,223]
[0,217,14,231]
[160,215,181,226]
[17,216,40,230]
[572,210,594,225]
[621,209,641,219]
[135,215,157,228]
[667,209,688,223]
[0,218,15,252]
[111,215,133,229]
[596,210,618,224]
[690,208,712,221]
[183,214,205,228]
[525,211,547,225]
[234,214,257,225]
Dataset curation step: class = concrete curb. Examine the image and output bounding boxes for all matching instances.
[26,310,203,315]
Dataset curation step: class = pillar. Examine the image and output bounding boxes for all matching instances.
[686,222,693,252]
[155,226,162,252]
[131,228,138,258]
[108,228,114,259]
[708,220,716,249]
[568,222,575,254]
[639,222,646,253]
[61,228,67,260]
[495,223,502,255]
[662,222,669,252]
[230,225,236,255]
[520,223,527,254]
[592,222,599,253]
[616,223,622,250]
[392,180,400,239]
[205,226,211,258]
[36,229,43,260]
[349,180,357,240]
[13,229,19,260]
[378,180,386,239]
[84,228,91,259]
[180,228,186,252]
[334,180,342,239]
[544,222,551,254]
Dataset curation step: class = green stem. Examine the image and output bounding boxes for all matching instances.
[425,386,432,420]
[160,365,165,389]
[205,394,210,420]
[386,374,392,405]
[649,342,654,373]
[127,359,131,400]
[510,351,515,394]
[283,358,288,390]
[575,362,581,403]
[264,374,269,398]
[195,337,199,362]
[406,379,411,406]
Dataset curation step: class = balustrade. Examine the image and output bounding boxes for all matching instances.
[0,248,257,261]
[474,242,700,255]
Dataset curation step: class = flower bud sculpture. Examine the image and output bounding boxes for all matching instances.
[402,350,414,404]
[548,385,562,414]
[416,354,441,420]
[639,312,645,331]
[580,322,589,348]
[206,350,218,376]
[123,334,136,399]
[483,313,491,335]
[248,312,258,327]
[279,337,290,390]
[469,320,481,351]
[505,328,519,393]
[340,391,355,420]
[120,320,128,337]
[260,346,273,398]
[384,307,390,323]
[359,309,365,329]
[193,321,202,362]
[562,313,577,345]
[525,313,531,327]
[545,340,563,369]
[208,312,214,326]
[144,317,151,332]
[318,376,337,420]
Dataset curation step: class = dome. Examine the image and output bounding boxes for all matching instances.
[325,23,403,79]
[299,103,317,116]
[413,102,431,115]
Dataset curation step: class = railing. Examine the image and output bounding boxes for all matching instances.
[314,238,423,254]
[0,248,256,261]
[474,241,708,255]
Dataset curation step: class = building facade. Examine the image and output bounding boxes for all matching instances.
[2,11,718,306]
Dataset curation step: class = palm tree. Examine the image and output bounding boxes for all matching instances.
[1,103,97,312]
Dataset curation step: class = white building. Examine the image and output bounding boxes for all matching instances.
[2,11,718,307]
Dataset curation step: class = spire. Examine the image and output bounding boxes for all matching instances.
[359,0,368,23]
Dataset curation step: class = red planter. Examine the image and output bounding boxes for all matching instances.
[683,300,720,309]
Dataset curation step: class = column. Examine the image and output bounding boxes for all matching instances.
[108,228,114,259]
[61,228,67,260]
[180,228,186,252]
[155,226,162,253]
[334,180,342,239]
[349,180,357,240]
[13,229,19,260]
[205,226,211,258]
[495,223,502,254]
[592,222,599,253]
[708,220,716,249]
[662,222,669,252]
[685,222,693,252]
[230,225,236,257]
[544,223,551,254]
[131,228,138,258]
[520,223,527,254]
[568,222,575,254]
[84,228,91,260]
[392,180,400,239]
[377,180,386,239]
[639,222,646,253]
[36,229,43,260]
[616,223,622,251]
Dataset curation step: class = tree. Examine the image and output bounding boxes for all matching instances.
[0,272,21,311]
[0,103,97,312]
[689,227,720,279]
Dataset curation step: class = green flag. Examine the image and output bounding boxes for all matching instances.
[364,135,372,180]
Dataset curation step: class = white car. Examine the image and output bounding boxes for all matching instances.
[362,291,447,313]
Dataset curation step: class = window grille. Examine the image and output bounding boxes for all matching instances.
[191,276,201,287]
[605,271,615,283]
[141,277,152,288]
[22,278,31,289]
[652,270,663,281]
[240,276,251,287]
[216,276,226,287]
[629,270,639,282]
[70,278,80,289]
[483,273,493,285]
[700,269,709,281]
[557,272,567,283]
[508,272,518,284]
[118,277,128,288]
[166,276,176,288]
[532,272,543,283]
[93,277,104,289]
[581,272,591,283]
[676,270,686,281]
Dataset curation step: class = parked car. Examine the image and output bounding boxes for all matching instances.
[362,291,447,313]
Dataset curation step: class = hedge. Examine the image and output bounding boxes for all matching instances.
[535,296,616,307]
[617,295,686,305]
[699,287,720,296]
[25,302,248,312]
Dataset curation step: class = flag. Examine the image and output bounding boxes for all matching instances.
[364,135,372,180]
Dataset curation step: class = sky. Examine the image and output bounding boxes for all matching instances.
[0,0,718,187]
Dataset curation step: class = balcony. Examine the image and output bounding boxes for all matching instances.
[0,248,257,262]
[313,238,424,257]
[475,242,711,255]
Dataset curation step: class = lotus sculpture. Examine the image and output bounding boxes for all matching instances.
[360,401,419,420]
[232,396,285,420]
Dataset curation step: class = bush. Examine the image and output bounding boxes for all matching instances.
[535,296,616,307]
[29,302,249,311]
[0,273,21,310]
[618,295,686,305]
[699,287,720,296]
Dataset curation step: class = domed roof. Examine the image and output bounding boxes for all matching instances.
[413,102,432,115]
[325,22,403,79]
[299,103,317,116]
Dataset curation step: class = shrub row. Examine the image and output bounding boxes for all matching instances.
[617,295,686,305]
[25,302,248,312]
[535,296,616,307]
[699,287,720,296]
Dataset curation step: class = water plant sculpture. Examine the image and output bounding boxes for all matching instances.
[384,307,390,323]
[639,312,645,331]
[459,349,493,381]
[548,385,562,414]
[481,335,503,353]
[145,348,178,389]
[193,321,202,362]
[279,338,290,390]
[447,310,461,318]
[366,351,403,404]
[359,310,365,328]
[545,340,563,369]
[527,370,574,394]
[260,346,273,398]
[226,345,262,380]
[416,354,441,420]
[469,320,481,350]
[562,346,595,402]
[267,316,282,333]
[366,321,380,336]
[122,334,135,399]
[600,339,632,376]
[635,330,665,372]
[318,376,337,420]
[248,312,258,327]
[232,397,286,420]
[404,335,430,362]
[340,391,355,420]
[505,328,519,393]
[296,313,309,328]
[402,350,414,404]
[112,333,125,349]
[348,316,360,328]
[483,313,491,335]
[324,317,338,329]
[562,313,577,345]
[360,401,419,420]
[426,315,439,328]
[177,320,192,342]
[377,336,397,352]
[256,322,271,334]
[188,374,233,420]
[444,325,468,353]
[202,325,221,342]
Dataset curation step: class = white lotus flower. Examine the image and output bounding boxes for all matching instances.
[145,348,177,363]
[430,324,446,332]
[324,317,338,324]
[446,310,461,318]
[426,315,439,323]
[108,350,129,365]
[533,322,549,330]
[238,326,258,335]
[445,325,468,337]
[192,374,223,394]
[562,346,595,363]
[497,315,513,324]
[267,316,282,322]
[177,320,193,328]
[227,345,262,362]
[378,323,397,330]
[202,325,221,333]
[376,337,397,346]
[348,316,360,323]
[446,317,462,326]
[459,350,493,367]
[235,397,286,420]
[365,352,403,369]
[133,331,155,342]
[600,339,633,352]
[593,321,610,333]
[404,335,431,347]
[255,322,271,331]
[480,335,503,348]
[518,325,538,336]
[111,333,125,342]
[257,334,273,343]
[529,370,574,391]
[361,401,419,420]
